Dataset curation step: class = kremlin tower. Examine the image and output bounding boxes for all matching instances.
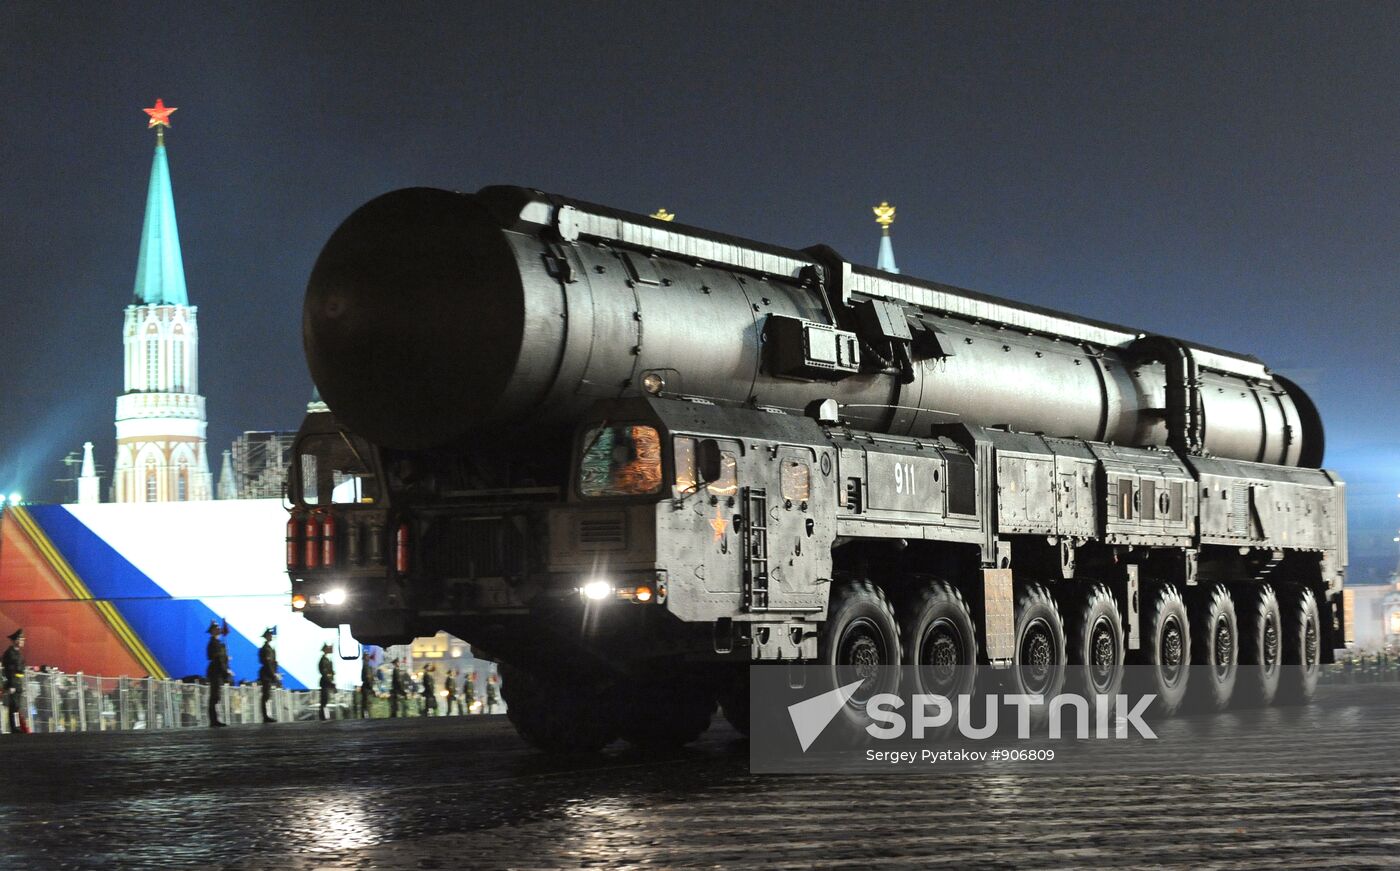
[112,100,213,503]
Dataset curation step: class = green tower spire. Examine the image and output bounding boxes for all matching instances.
[132,100,188,306]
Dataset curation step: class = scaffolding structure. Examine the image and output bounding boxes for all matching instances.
[230,430,297,500]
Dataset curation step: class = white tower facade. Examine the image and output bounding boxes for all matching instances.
[112,105,212,503]
[114,303,212,502]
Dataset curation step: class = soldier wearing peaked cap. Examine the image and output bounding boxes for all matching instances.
[3,629,26,734]
[485,672,500,714]
[444,668,461,716]
[389,659,407,718]
[318,642,336,721]
[258,628,279,723]
[421,663,438,717]
[206,621,231,727]
[462,670,476,714]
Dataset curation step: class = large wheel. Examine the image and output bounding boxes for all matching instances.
[1066,583,1125,702]
[1235,584,1283,707]
[1188,584,1238,712]
[1276,585,1321,705]
[900,579,978,699]
[1133,584,1191,716]
[817,579,901,723]
[614,680,715,749]
[1005,584,1067,714]
[500,664,617,754]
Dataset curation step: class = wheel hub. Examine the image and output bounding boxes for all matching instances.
[1213,615,1234,679]
[837,617,887,700]
[920,618,966,694]
[1161,616,1184,685]
[850,637,880,679]
[929,634,959,667]
[1019,617,1057,695]
[1089,616,1117,692]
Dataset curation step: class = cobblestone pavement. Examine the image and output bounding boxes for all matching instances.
[0,684,1397,869]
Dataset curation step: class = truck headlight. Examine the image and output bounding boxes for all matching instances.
[581,579,612,601]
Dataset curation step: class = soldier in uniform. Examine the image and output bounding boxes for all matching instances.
[462,670,476,714]
[3,628,26,734]
[389,659,407,717]
[258,628,279,723]
[421,663,438,717]
[485,672,499,714]
[359,655,375,718]
[318,642,335,721]
[206,621,231,727]
[444,668,460,715]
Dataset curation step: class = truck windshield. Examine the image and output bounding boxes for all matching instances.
[578,424,663,498]
[297,433,381,505]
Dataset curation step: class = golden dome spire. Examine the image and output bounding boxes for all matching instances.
[872,201,896,235]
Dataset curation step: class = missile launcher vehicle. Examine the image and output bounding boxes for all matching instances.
[289,186,1344,751]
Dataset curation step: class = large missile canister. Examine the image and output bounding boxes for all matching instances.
[305,186,1324,467]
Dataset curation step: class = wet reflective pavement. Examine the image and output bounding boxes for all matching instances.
[1,684,1398,869]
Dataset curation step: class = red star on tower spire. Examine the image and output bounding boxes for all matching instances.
[143,98,177,128]
[143,98,177,144]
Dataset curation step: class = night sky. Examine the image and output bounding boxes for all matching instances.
[2,2,1397,578]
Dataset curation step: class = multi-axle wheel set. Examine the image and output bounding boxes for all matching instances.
[817,576,1323,717]
[500,575,1323,754]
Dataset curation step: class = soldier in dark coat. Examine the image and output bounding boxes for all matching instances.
[206,621,231,727]
[485,672,499,714]
[389,660,407,718]
[421,663,438,717]
[359,655,375,718]
[258,628,279,723]
[3,628,26,734]
[318,642,335,721]
[462,670,476,714]
[444,668,460,715]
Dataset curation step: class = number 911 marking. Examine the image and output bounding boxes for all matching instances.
[894,461,916,496]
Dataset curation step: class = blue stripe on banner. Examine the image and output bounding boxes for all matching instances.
[25,506,307,689]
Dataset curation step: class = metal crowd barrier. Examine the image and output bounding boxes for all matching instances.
[0,670,359,734]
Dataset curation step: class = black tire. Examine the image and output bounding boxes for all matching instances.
[1006,584,1067,710]
[1188,584,1238,712]
[614,680,715,749]
[817,578,901,724]
[1276,585,1321,705]
[1066,583,1125,702]
[900,580,978,699]
[500,664,616,754]
[1133,584,1191,716]
[1235,584,1283,708]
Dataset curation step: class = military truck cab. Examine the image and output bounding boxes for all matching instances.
[286,411,405,642]
[550,397,838,663]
